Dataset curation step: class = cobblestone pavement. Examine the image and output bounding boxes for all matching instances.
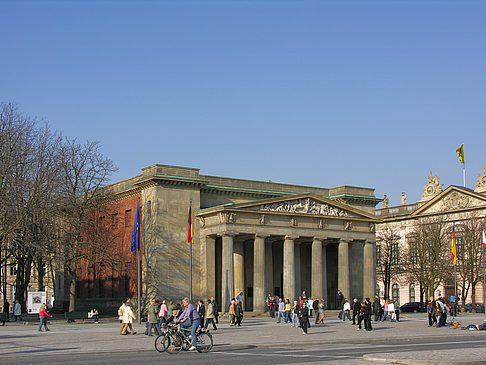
[1,311,486,364]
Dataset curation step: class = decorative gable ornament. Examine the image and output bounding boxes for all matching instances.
[475,162,486,194]
[253,198,349,217]
[419,171,443,204]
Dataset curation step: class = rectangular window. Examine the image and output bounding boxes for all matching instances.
[124,209,132,227]
[391,243,399,265]
[10,263,17,276]
[10,286,15,301]
[376,245,382,266]
[410,241,418,265]
[456,237,464,264]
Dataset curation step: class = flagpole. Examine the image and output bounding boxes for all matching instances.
[138,239,141,324]
[463,163,466,187]
[483,243,485,317]
[189,201,193,302]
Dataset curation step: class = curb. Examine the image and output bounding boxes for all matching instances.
[362,354,486,365]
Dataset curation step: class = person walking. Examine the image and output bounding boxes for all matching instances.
[146,299,159,336]
[118,299,129,334]
[121,302,136,335]
[158,300,168,330]
[276,298,285,323]
[284,299,291,324]
[197,300,205,325]
[336,289,344,318]
[352,298,361,325]
[228,299,236,326]
[210,297,219,324]
[38,304,52,332]
[372,296,381,322]
[388,300,395,322]
[13,301,22,322]
[317,300,325,325]
[204,299,217,330]
[313,298,320,324]
[357,302,365,330]
[291,300,299,327]
[268,297,276,318]
[235,300,244,327]
[427,300,435,327]
[342,299,352,321]
[298,301,309,334]
[364,298,373,331]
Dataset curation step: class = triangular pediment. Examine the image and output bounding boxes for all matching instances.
[412,186,486,216]
[228,194,376,220]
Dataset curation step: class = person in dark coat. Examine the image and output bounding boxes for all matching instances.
[372,296,381,322]
[197,300,205,325]
[235,300,244,327]
[364,298,373,331]
[336,290,344,318]
[357,302,365,330]
[298,302,309,334]
[352,298,361,325]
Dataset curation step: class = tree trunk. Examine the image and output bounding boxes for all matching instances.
[471,280,477,313]
[69,274,76,312]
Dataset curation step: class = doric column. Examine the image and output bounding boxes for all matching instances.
[265,240,273,297]
[221,234,234,313]
[283,235,297,301]
[311,238,323,300]
[234,241,245,305]
[363,240,376,300]
[205,236,216,299]
[322,242,328,304]
[253,234,267,312]
[338,239,350,300]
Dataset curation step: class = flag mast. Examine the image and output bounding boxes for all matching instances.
[130,199,141,324]
[138,210,141,325]
[451,223,457,320]
[482,231,486,317]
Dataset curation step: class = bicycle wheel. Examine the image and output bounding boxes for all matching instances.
[196,332,213,353]
[166,334,182,354]
[154,334,169,353]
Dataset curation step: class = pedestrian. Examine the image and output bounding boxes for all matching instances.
[146,299,159,336]
[307,297,314,318]
[352,298,360,325]
[291,300,299,327]
[210,297,219,324]
[298,301,309,334]
[176,298,201,351]
[13,301,22,322]
[301,290,308,301]
[276,298,285,323]
[317,300,325,325]
[313,298,320,324]
[372,296,381,322]
[394,300,400,322]
[228,298,236,326]
[342,299,351,321]
[427,300,435,327]
[236,291,244,310]
[357,302,365,330]
[38,304,52,332]
[158,300,168,330]
[381,299,389,321]
[268,296,277,318]
[204,299,217,330]
[336,289,344,317]
[197,299,205,325]
[235,300,243,326]
[284,299,291,323]
[121,302,137,335]
[118,299,130,335]
[388,300,395,322]
[364,298,373,331]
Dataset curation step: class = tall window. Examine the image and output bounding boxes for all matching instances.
[392,283,400,304]
[124,209,132,227]
[456,237,464,264]
[409,240,418,265]
[10,263,17,276]
[391,242,399,265]
[409,283,415,302]
[376,245,382,266]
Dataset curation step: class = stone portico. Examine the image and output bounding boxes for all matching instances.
[197,194,377,312]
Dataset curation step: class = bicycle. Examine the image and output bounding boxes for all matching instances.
[154,323,213,354]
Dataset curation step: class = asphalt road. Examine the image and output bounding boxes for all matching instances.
[3,336,486,365]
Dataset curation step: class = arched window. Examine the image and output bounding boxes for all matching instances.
[409,283,415,302]
[392,283,400,304]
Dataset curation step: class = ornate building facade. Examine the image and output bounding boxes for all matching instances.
[375,165,486,306]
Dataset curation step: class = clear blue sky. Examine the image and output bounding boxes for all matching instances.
[1,0,485,206]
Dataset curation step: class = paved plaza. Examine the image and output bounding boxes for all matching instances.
[1,311,486,364]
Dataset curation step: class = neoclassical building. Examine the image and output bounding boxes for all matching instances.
[75,164,381,312]
[375,165,486,306]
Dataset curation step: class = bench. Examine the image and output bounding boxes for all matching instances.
[0,312,8,324]
[65,311,89,323]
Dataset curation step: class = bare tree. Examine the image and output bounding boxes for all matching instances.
[376,226,402,300]
[455,215,486,309]
[405,216,452,301]
[56,138,118,311]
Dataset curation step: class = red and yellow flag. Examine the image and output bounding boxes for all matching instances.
[187,203,193,244]
[451,226,457,265]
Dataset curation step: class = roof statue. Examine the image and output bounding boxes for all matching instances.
[475,162,486,194]
[418,171,443,204]
[401,192,407,205]
[382,195,389,209]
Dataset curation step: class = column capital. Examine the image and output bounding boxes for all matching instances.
[219,231,237,238]
[284,235,299,241]
[254,234,269,239]
[312,237,327,243]
[365,240,376,245]
[339,238,351,244]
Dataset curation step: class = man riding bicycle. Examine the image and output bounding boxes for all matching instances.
[176,298,201,351]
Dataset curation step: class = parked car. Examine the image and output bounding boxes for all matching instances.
[464,303,485,313]
[400,302,426,313]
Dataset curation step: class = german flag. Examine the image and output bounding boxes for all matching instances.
[187,203,193,244]
[451,225,457,265]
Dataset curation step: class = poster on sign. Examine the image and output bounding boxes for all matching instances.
[27,291,46,313]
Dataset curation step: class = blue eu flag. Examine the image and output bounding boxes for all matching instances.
[131,201,140,253]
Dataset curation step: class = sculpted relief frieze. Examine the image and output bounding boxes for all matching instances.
[253,198,350,217]
[424,191,482,213]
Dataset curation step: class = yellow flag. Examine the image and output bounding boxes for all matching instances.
[456,144,464,164]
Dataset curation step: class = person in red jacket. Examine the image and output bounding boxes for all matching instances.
[38,304,52,332]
